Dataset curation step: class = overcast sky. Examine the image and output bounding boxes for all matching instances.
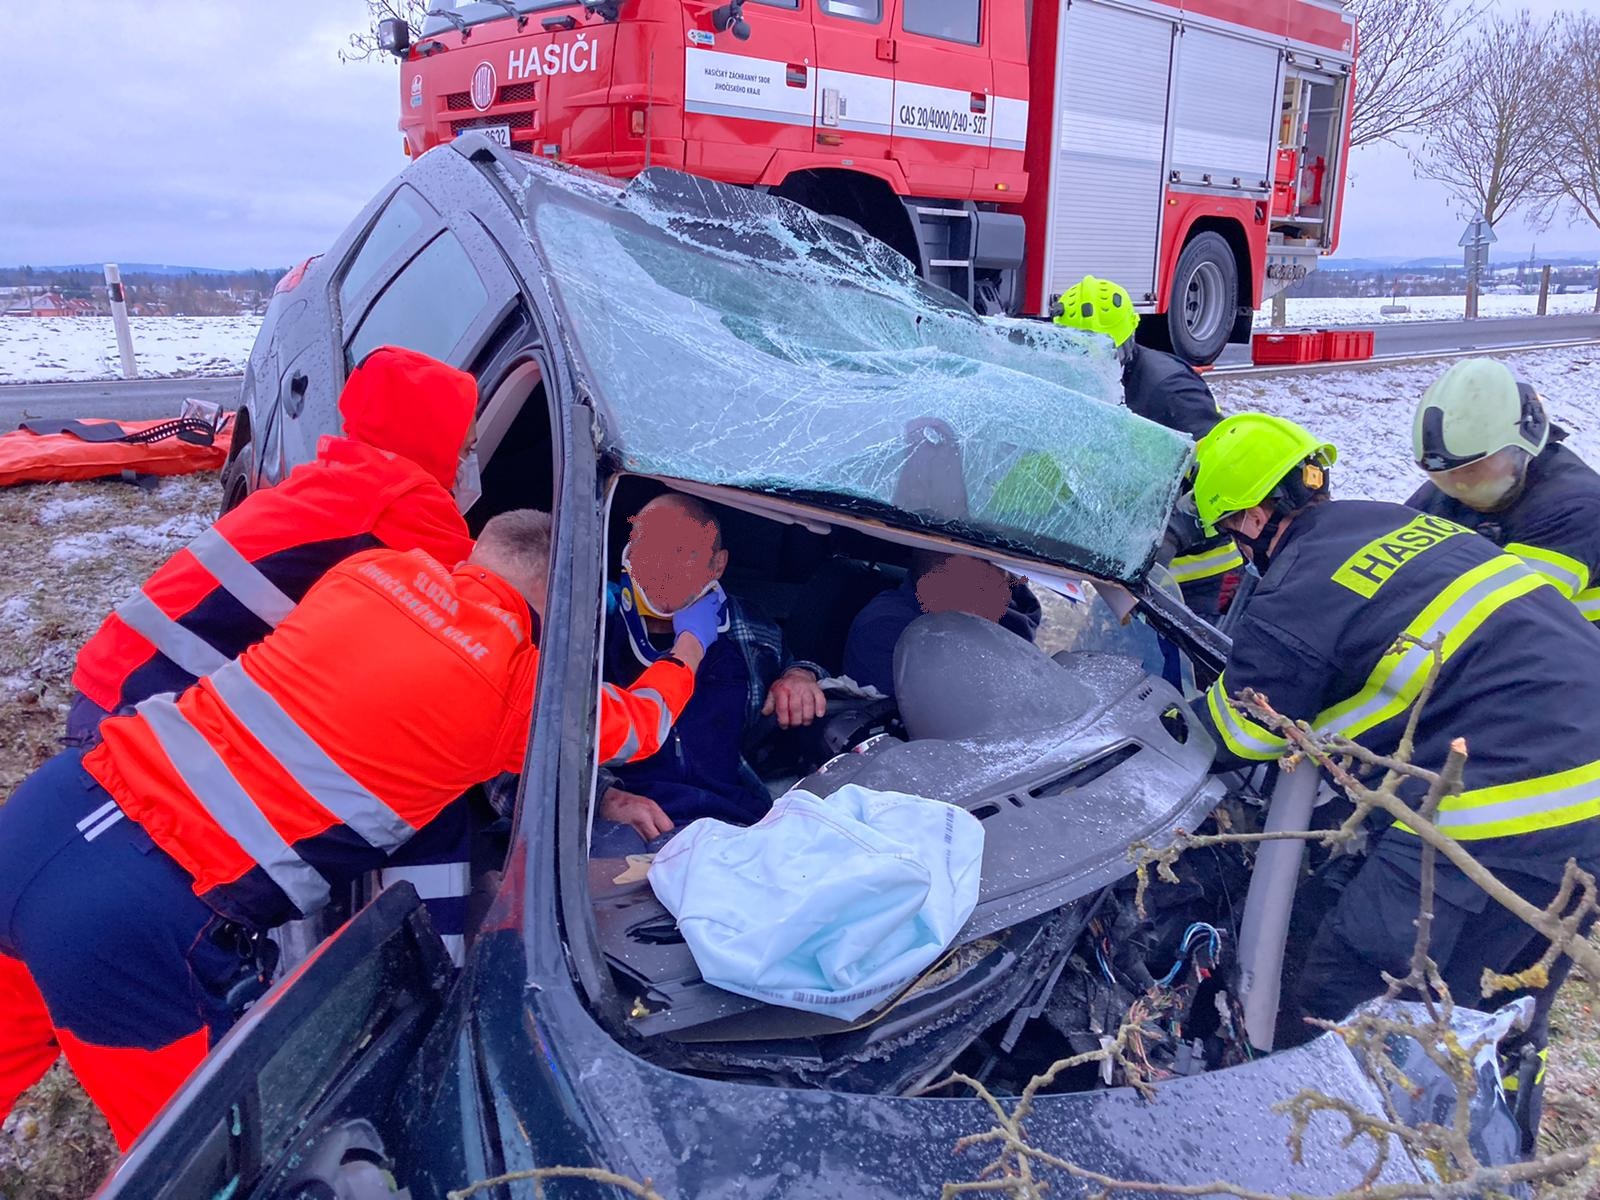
[2,0,1596,271]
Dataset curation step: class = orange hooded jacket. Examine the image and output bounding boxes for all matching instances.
[73,346,476,714]
[84,547,694,930]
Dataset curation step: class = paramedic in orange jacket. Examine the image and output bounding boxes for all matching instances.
[67,344,479,746]
[0,510,719,1149]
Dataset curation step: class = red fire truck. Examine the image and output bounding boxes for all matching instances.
[383,0,1354,363]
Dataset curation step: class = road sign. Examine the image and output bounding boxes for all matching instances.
[1458,210,1499,248]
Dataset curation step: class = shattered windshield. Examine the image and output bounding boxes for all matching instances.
[524,168,1191,582]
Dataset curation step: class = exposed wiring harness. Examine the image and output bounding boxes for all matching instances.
[1157,922,1223,987]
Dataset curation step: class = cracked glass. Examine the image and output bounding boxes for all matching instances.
[523,167,1191,583]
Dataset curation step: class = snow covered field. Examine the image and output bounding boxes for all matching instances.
[1212,342,1600,503]
[1256,291,1599,328]
[0,315,260,384]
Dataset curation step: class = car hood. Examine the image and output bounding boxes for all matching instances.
[476,931,1490,1200]
[505,158,1191,585]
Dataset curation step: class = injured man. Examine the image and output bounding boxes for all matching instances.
[592,494,830,855]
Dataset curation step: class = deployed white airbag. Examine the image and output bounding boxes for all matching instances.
[647,785,985,1022]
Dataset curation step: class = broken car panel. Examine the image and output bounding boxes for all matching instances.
[99,138,1527,1200]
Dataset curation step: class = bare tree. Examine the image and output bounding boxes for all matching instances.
[1416,9,1557,228]
[1344,0,1486,149]
[1531,14,1600,234]
[340,0,427,65]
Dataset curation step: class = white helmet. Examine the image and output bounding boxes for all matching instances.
[1413,358,1549,472]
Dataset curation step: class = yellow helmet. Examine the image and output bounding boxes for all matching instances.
[1191,413,1337,535]
[1051,275,1140,347]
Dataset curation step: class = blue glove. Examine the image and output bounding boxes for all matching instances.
[672,587,726,654]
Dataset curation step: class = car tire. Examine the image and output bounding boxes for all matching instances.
[1165,232,1238,365]
[219,435,254,516]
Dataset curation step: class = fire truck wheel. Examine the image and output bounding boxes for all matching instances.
[1166,232,1238,365]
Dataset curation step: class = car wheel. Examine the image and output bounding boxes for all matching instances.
[1166,232,1238,365]
[219,436,254,516]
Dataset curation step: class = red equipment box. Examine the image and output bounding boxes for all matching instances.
[1322,328,1376,362]
[1251,330,1325,365]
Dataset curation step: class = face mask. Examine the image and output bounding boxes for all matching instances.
[619,543,719,619]
[1430,456,1524,513]
[453,450,482,514]
[1229,512,1286,574]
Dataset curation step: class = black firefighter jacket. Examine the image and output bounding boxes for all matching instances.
[1196,499,1600,887]
[1407,438,1600,627]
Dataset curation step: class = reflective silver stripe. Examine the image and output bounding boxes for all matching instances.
[115,592,230,678]
[76,799,118,831]
[187,527,297,627]
[138,696,331,915]
[1577,589,1600,621]
[1206,679,1285,759]
[632,686,674,747]
[1172,543,1243,584]
[1435,773,1600,833]
[1317,559,1530,739]
[207,660,414,851]
[83,810,124,842]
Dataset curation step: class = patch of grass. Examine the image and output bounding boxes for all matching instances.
[0,475,218,1199]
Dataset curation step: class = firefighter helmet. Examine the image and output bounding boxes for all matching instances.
[1191,413,1337,535]
[1412,358,1550,472]
[1051,276,1140,347]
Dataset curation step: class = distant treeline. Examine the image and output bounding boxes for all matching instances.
[0,267,286,316]
[1287,263,1599,299]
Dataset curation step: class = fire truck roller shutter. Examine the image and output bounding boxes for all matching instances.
[1042,0,1174,309]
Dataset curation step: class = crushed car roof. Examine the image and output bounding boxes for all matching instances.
[505,155,1192,584]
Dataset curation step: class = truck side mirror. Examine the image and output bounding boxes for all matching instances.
[377,17,412,58]
[712,1,752,40]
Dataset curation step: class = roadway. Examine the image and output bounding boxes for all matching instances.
[0,375,244,429]
[0,313,1594,428]
[1214,312,1599,369]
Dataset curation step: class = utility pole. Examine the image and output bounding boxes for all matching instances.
[1537,265,1551,316]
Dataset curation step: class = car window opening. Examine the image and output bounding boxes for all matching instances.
[581,474,1253,1099]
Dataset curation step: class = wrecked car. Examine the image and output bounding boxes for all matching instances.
[99,137,1525,1200]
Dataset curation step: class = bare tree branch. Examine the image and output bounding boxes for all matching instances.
[1345,0,1487,148]
[1529,13,1600,234]
[1416,9,1559,227]
[341,0,428,65]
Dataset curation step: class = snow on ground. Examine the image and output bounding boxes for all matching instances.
[0,315,260,384]
[1256,291,1599,328]
[1211,343,1600,503]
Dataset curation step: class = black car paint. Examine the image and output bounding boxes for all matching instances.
[100,138,1507,1199]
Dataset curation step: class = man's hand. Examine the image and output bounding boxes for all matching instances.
[601,786,675,842]
[763,668,827,728]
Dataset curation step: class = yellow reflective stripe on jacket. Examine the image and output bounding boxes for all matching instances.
[1576,586,1600,623]
[1172,542,1244,585]
[1404,756,1600,841]
[1206,674,1287,761]
[1317,555,1550,741]
[1505,541,1590,600]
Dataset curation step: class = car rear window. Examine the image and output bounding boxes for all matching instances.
[346,231,489,368]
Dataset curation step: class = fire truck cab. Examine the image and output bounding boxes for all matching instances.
[392,0,1354,363]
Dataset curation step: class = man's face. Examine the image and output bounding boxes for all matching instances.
[626,502,729,616]
[1427,448,1525,513]
[915,555,1012,623]
[1217,506,1273,562]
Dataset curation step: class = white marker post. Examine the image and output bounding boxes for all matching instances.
[103,263,138,380]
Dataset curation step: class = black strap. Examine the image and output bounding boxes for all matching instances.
[17,417,216,446]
